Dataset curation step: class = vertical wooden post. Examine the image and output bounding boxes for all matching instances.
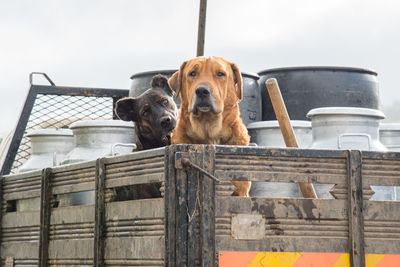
[201,145,216,266]
[187,147,202,267]
[165,146,177,267]
[196,0,208,57]
[94,158,106,267]
[175,147,189,267]
[39,168,52,267]
[347,150,365,267]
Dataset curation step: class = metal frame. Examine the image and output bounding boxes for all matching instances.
[0,73,129,176]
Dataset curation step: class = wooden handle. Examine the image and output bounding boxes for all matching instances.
[266,78,317,199]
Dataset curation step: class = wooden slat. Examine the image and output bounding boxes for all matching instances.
[48,239,93,259]
[94,158,105,267]
[104,236,164,259]
[165,145,176,267]
[347,150,365,267]
[105,199,164,221]
[216,197,348,220]
[39,168,51,267]
[216,236,348,253]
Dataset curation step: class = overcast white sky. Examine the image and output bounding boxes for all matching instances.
[1,0,399,133]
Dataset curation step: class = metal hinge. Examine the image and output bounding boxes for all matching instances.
[175,152,220,182]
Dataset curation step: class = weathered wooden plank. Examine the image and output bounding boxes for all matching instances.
[347,150,365,267]
[105,173,164,189]
[165,145,176,267]
[102,147,165,164]
[105,198,164,221]
[3,191,41,201]
[215,170,346,184]
[214,146,347,159]
[201,145,216,267]
[364,239,400,254]
[51,182,95,195]
[2,211,40,228]
[216,197,348,220]
[48,239,93,259]
[187,148,200,267]
[364,201,400,221]
[176,151,188,267]
[39,168,51,267]
[216,236,348,253]
[50,205,94,225]
[51,161,96,174]
[104,236,164,259]
[1,242,39,259]
[94,158,105,267]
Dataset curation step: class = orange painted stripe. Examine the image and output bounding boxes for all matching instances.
[219,251,258,267]
[218,251,400,267]
[293,253,343,267]
[377,254,400,267]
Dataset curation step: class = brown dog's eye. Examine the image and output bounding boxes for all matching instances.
[162,99,168,106]
[216,71,226,78]
[189,70,197,78]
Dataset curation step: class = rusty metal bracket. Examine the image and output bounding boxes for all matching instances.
[175,152,220,183]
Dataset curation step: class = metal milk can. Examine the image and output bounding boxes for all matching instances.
[17,128,73,211]
[59,120,136,206]
[247,120,312,198]
[307,107,392,200]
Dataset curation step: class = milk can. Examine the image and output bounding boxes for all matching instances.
[18,128,74,172]
[60,120,136,206]
[17,128,73,211]
[62,119,136,164]
[380,123,400,151]
[247,120,312,198]
[307,107,392,200]
[379,123,400,201]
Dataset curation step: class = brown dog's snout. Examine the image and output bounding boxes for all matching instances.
[195,86,211,98]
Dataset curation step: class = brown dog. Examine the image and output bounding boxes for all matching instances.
[168,56,251,197]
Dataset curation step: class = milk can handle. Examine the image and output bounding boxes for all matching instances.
[338,133,371,150]
[111,143,137,155]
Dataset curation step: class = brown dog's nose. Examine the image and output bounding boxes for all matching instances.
[195,86,211,97]
[160,116,172,128]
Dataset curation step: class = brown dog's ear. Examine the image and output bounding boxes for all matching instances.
[168,61,187,98]
[231,63,243,101]
[151,74,174,96]
[115,97,138,122]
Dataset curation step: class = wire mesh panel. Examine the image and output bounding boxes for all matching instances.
[1,80,129,175]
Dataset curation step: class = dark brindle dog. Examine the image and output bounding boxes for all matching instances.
[113,74,178,199]
[115,74,178,150]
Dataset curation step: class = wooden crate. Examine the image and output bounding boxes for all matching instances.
[1,145,400,267]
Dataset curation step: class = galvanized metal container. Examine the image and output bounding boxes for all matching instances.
[247,120,312,148]
[307,107,392,200]
[60,120,136,206]
[239,72,261,125]
[18,128,74,173]
[62,119,136,164]
[258,66,381,121]
[248,120,312,198]
[17,128,73,211]
[380,123,400,151]
[379,123,400,201]
[130,70,261,125]
[130,69,177,97]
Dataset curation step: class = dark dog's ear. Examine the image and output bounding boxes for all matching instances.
[151,74,174,97]
[230,63,243,101]
[115,97,138,122]
[168,61,187,98]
